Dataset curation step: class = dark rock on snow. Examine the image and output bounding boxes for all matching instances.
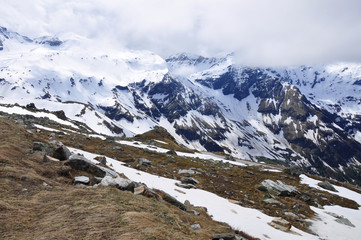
[318,181,338,192]
[257,179,299,197]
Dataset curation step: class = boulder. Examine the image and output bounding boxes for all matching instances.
[257,179,299,197]
[268,217,291,232]
[73,176,90,185]
[180,177,199,185]
[33,142,45,151]
[65,154,106,177]
[283,166,303,176]
[95,156,107,165]
[211,233,236,240]
[51,145,71,161]
[136,158,152,167]
[97,165,120,178]
[335,217,355,227]
[153,189,187,210]
[133,185,163,202]
[100,176,134,190]
[318,181,338,192]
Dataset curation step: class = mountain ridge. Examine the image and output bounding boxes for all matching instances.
[1,27,361,185]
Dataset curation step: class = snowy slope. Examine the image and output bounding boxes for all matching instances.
[71,147,361,240]
[1,27,361,184]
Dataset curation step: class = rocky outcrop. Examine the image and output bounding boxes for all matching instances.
[100,176,135,191]
[180,177,199,185]
[153,189,187,210]
[318,181,338,192]
[268,217,291,232]
[133,185,163,202]
[65,154,107,177]
[257,180,299,197]
[51,145,71,161]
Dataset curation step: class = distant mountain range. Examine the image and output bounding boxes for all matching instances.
[1,26,361,185]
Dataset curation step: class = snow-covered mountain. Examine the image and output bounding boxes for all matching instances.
[1,27,361,185]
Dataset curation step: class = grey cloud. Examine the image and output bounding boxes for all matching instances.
[1,0,361,66]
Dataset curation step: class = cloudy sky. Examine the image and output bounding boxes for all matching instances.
[1,0,361,66]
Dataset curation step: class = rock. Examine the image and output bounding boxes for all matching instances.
[184,200,192,207]
[257,179,299,197]
[190,210,200,216]
[247,171,254,175]
[335,217,355,227]
[180,177,199,185]
[298,195,311,203]
[97,165,120,178]
[153,189,187,210]
[33,142,45,151]
[133,185,163,202]
[51,145,71,161]
[53,110,67,120]
[211,233,236,240]
[73,176,90,185]
[43,154,60,162]
[92,176,103,184]
[284,212,299,219]
[100,176,134,190]
[268,217,291,232]
[318,181,338,192]
[176,183,197,189]
[283,166,303,176]
[263,198,283,205]
[136,158,152,167]
[190,224,201,230]
[95,156,107,165]
[65,154,106,177]
[178,169,195,175]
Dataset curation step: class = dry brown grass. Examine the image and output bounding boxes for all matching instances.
[0,117,232,240]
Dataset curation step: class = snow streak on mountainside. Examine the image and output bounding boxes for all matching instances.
[1,27,361,185]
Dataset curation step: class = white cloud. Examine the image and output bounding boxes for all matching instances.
[1,0,361,66]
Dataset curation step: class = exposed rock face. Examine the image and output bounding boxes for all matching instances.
[51,145,71,161]
[0,39,3,51]
[180,177,199,185]
[133,185,163,202]
[100,176,134,190]
[318,181,338,192]
[153,189,187,210]
[257,180,299,197]
[268,217,291,232]
[65,154,106,177]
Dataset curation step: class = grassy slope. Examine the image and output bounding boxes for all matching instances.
[0,117,231,240]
